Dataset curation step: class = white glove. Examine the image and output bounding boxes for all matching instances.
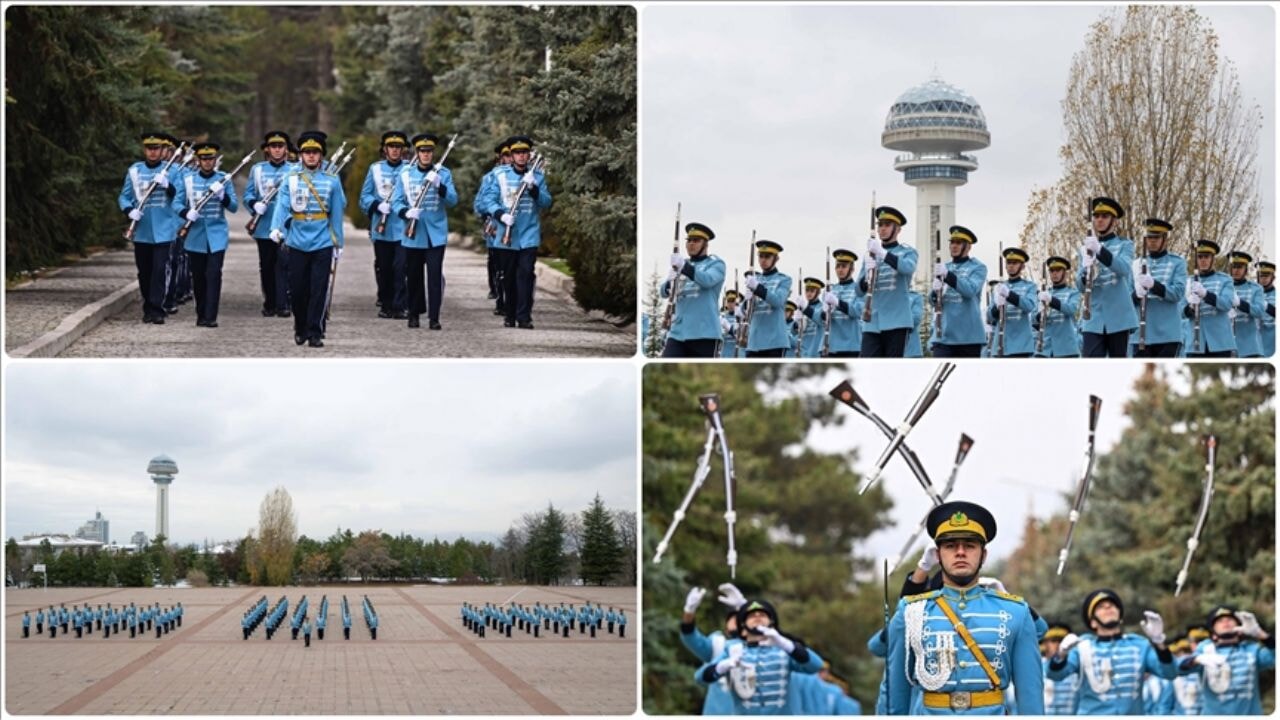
[1137,273,1155,290]
[733,305,745,320]
[996,284,1011,299]
[822,291,838,309]
[977,576,1007,594]
[994,292,1008,308]
[520,172,536,188]
[757,626,796,653]
[934,260,947,279]
[745,275,760,292]
[1038,290,1053,304]
[1228,308,1237,321]
[790,294,808,312]
[1084,235,1101,255]
[1135,283,1148,299]
[716,644,744,674]
[1058,632,1081,655]
[154,170,169,188]
[269,228,284,244]
[1081,252,1096,269]
[916,546,939,573]
[1187,292,1202,307]
[253,201,268,216]
[720,317,731,334]
[1237,610,1263,638]
[128,208,144,222]
[1194,653,1228,668]
[1191,281,1207,298]
[405,208,422,221]
[670,253,686,272]
[717,583,748,610]
[683,587,706,614]
[1141,610,1166,644]
[377,202,391,215]
[185,209,201,223]
[867,236,884,260]
[424,169,440,187]
[1231,293,1241,308]
[209,180,225,197]
[500,213,514,227]
[864,256,878,272]
[932,278,944,293]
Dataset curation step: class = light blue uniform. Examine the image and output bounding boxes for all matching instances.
[1185,271,1236,354]
[1178,639,1274,715]
[798,303,825,357]
[1170,671,1203,715]
[857,243,919,332]
[887,586,1044,715]
[987,277,1039,356]
[697,641,824,715]
[745,270,792,352]
[1039,284,1082,357]
[1077,234,1138,334]
[661,255,727,342]
[1134,251,1188,345]
[1045,633,1177,714]
[174,170,238,253]
[720,310,739,357]
[270,168,346,252]
[1261,285,1275,357]
[1230,279,1266,357]
[930,256,988,346]
[1043,657,1080,715]
[477,164,552,250]
[792,673,863,715]
[360,159,409,242]
[243,160,296,239]
[680,626,737,714]
[118,161,180,243]
[1143,674,1175,715]
[391,164,458,249]
[826,278,863,354]
[907,291,924,357]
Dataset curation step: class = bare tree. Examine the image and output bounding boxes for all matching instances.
[612,509,637,586]
[253,487,297,586]
[1021,6,1263,262]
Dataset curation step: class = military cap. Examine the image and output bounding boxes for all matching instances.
[949,225,977,244]
[1002,247,1030,263]
[1195,239,1221,255]
[1258,260,1275,274]
[192,142,220,158]
[1168,635,1193,654]
[1046,255,1072,270]
[161,133,180,148]
[1187,625,1211,642]
[381,130,409,147]
[724,289,740,300]
[785,299,798,311]
[685,222,715,241]
[507,135,534,152]
[876,206,907,226]
[1143,218,1173,236]
[833,248,858,263]
[803,276,825,291]
[412,133,439,150]
[261,130,291,149]
[1042,621,1072,642]
[1207,604,1240,629]
[927,500,996,544]
[1229,250,1253,266]
[1082,588,1124,625]
[296,131,327,154]
[1091,197,1125,218]
[140,131,168,147]
[495,139,511,155]
[756,239,783,255]
[736,598,779,636]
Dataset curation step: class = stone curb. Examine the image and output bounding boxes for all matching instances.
[9,280,139,358]
[454,232,575,299]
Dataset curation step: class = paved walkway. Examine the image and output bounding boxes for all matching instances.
[6,221,633,358]
[5,585,636,715]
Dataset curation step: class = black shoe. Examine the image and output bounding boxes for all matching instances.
[205,321,218,328]
[487,291,497,300]
[392,310,407,319]
[153,315,165,325]
[277,309,292,318]
[295,335,305,346]
[493,308,505,316]
[503,319,516,328]
[262,308,276,317]
[518,321,534,330]
[429,320,442,330]
[378,309,393,319]
[196,319,208,327]
[164,306,178,315]
[143,315,154,324]
[308,337,324,348]
[408,315,420,328]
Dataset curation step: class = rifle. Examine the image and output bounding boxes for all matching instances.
[887,432,975,571]
[822,246,833,357]
[862,193,878,322]
[406,134,460,239]
[500,147,544,247]
[176,151,255,241]
[1035,259,1050,355]
[735,231,757,356]
[328,148,356,176]
[1082,199,1098,320]
[1174,435,1217,596]
[246,180,283,235]
[883,559,892,715]
[859,363,958,494]
[996,241,1007,357]
[325,141,349,174]
[830,380,938,506]
[933,228,944,337]
[793,268,807,357]
[1056,394,1103,575]
[661,203,683,331]
[124,141,189,241]
[1138,221,1150,350]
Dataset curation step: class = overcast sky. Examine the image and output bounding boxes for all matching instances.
[640,3,1276,293]
[4,363,637,546]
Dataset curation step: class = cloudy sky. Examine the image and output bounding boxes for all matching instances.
[4,363,637,546]
[640,4,1275,293]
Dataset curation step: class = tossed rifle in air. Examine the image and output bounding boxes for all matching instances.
[829,379,938,505]
[661,203,683,331]
[1174,435,1217,596]
[734,231,757,357]
[887,433,976,571]
[124,141,189,241]
[406,133,460,240]
[1056,394,1103,575]
[652,393,740,578]
[857,363,958,495]
[176,151,255,241]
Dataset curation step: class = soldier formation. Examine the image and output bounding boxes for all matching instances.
[238,594,375,645]
[459,601,627,640]
[657,198,1274,358]
[20,601,183,640]
[118,128,551,347]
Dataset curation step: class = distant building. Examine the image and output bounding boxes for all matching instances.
[17,534,103,559]
[75,510,110,544]
[148,453,178,541]
[131,531,148,550]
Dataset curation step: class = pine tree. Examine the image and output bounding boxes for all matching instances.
[642,269,666,357]
[527,503,568,585]
[580,494,623,585]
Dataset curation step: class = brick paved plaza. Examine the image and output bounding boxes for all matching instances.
[4,585,636,715]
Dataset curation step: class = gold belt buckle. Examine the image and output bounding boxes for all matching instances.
[950,691,972,711]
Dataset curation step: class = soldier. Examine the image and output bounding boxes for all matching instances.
[269,130,346,348]
[1077,197,1138,357]
[1259,260,1276,357]
[479,135,552,329]
[1183,239,1236,357]
[1042,622,1080,715]
[696,598,824,714]
[783,300,800,357]
[820,248,863,357]
[244,130,295,318]
[1169,631,1204,715]
[1177,605,1274,715]
[22,610,30,638]
[986,247,1038,357]
[1045,588,1176,714]
[742,240,792,357]
[118,131,180,324]
[660,222,726,357]
[475,139,512,313]
[35,607,43,635]
[303,616,312,648]
[392,132,458,330]
[886,500,1044,714]
[361,130,410,320]
[1034,256,1083,357]
[173,142,238,328]
[858,206,918,357]
[162,134,194,315]
[1227,251,1266,357]
[680,585,742,715]
[618,608,627,639]
[719,290,740,358]
[796,277,826,358]
[906,290,924,358]
[1129,218,1188,357]
[928,225,988,357]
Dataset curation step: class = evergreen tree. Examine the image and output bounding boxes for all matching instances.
[526,503,568,584]
[642,269,666,357]
[580,493,624,585]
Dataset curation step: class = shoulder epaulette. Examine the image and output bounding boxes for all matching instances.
[991,590,1026,604]
[904,589,942,603]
